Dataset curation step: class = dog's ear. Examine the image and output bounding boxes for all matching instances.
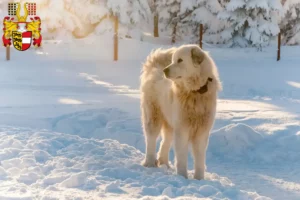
[191,47,204,66]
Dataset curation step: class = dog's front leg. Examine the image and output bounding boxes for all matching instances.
[192,133,209,180]
[174,129,189,178]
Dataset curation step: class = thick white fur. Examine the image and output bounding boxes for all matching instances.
[140,44,222,180]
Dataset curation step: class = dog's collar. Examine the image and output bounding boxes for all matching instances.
[194,77,213,94]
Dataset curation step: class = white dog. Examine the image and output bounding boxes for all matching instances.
[140,44,222,180]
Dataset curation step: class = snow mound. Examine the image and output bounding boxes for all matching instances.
[208,123,263,157]
[253,129,300,163]
[51,108,145,151]
[208,123,300,164]
[0,126,271,200]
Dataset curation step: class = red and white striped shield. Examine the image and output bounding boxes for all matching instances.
[12,31,32,51]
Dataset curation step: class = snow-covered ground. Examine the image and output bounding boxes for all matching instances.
[0,36,300,199]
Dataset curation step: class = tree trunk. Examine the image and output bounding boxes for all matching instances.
[172,23,177,44]
[277,31,281,61]
[154,15,159,37]
[199,24,203,49]
[153,0,159,37]
[114,16,119,61]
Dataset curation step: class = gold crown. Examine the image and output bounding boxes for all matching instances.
[16,2,28,22]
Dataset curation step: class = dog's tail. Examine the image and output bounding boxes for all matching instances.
[142,47,176,73]
[140,47,176,91]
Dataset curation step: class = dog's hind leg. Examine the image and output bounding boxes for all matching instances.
[141,101,162,168]
[191,133,209,180]
[157,120,173,168]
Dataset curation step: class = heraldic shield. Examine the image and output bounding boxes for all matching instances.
[12,31,32,51]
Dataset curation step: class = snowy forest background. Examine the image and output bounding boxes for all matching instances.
[1,0,300,48]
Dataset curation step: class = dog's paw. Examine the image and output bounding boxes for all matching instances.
[157,158,170,169]
[193,172,205,180]
[141,158,158,168]
[176,170,188,179]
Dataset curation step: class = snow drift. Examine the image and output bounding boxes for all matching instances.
[0,126,271,200]
[209,123,263,157]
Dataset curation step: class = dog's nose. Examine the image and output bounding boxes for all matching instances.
[163,68,170,77]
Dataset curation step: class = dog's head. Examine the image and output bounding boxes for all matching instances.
[163,45,207,80]
[163,44,222,92]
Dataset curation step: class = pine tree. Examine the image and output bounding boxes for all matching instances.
[281,0,300,45]
[179,0,229,44]
[30,0,86,40]
[218,0,282,49]
[27,0,151,40]
[95,0,151,39]
[156,0,181,41]
[107,0,150,27]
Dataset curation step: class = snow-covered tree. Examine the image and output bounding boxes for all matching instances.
[178,0,229,44]
[20,0,150,40]
[281,0,300,45]
[155,0,181,41]
[218,0,283,49]
[155,0,230,44]
[24,0,104,40]
[68,0,151,39]
[107,0,150,28]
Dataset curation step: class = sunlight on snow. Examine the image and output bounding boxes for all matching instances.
[217,99,299,134]
[217,99,279,111]
[79,73,140,98]
[287,81,300,89]
[259,175,300,193]
[36,51,49,55]
[59,98,83,105]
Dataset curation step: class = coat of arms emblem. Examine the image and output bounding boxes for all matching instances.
[2,2,42,51]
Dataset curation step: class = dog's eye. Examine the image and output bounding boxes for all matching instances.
[178,58,183,63]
